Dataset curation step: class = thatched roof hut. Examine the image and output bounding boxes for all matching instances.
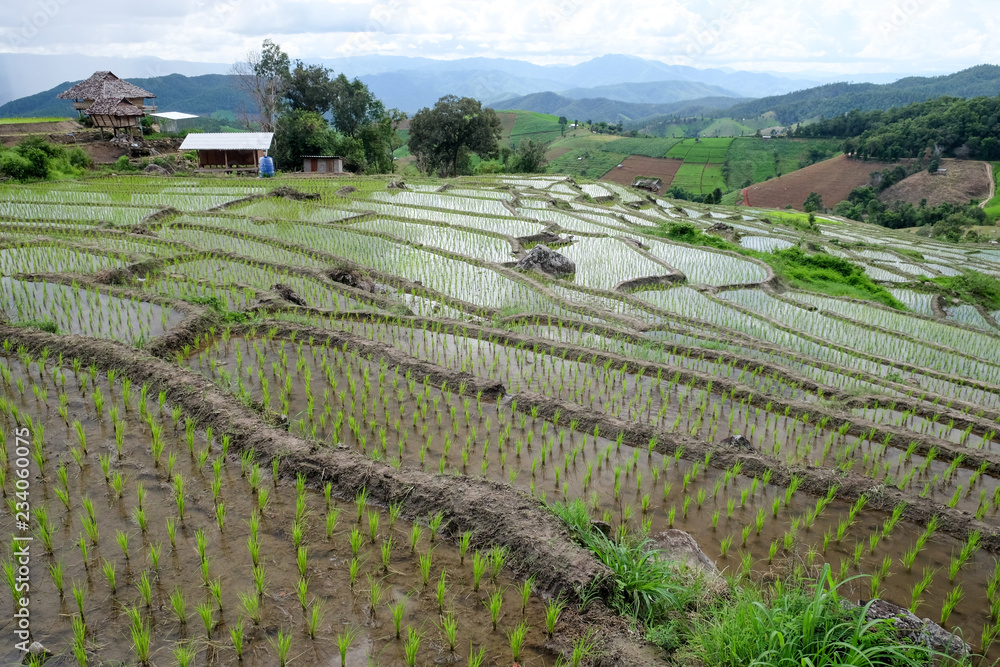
[85,97,146,130]
[57,71,156,133]
[57,71,155,108]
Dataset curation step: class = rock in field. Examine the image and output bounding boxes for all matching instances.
[272,283,308,307]
[861,598,970,658]
[720,433,756,452]
[651,529,721,578]
[514,244,575,277]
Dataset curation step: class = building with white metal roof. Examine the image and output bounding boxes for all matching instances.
[179,132,273,169]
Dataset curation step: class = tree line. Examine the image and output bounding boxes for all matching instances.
[232,40,549,176]
[794,94,1000,162]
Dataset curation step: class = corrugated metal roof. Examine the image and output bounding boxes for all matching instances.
[180,132,273,150]
[301,155,343,158]
[150,112,199,120]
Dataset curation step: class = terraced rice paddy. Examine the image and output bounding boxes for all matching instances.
[2,173,1000,665]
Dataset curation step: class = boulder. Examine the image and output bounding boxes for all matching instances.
[142,163,171,176]
[271,283,308,307]
[329,270,390,294]
[720,434,756,453]
[591,520,612,537]
[514,244,575,277]
[335,185,357,196]
[861,598,970,658]
[387,179,408,190]
[651,529,720,578]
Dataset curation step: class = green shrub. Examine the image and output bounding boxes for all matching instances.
[549,499,685,625]
[934,270,1000,309]
[684,566,941,667]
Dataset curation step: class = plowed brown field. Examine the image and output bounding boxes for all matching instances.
[600,155,684,195]
[742,154,897,210]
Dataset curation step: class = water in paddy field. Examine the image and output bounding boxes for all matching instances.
[0,278,184,345]
[185,332,1000,659]
[0,354,558,666]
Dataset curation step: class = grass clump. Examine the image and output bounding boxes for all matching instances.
[764,247,904,309]
[932,270,1000,310]
[655,222,732,250]
[10,318,59,334]
[182,295,255,323]
[550,499,689,624]
[647,222,903,308]
[681,567,952,667]
[548,500,965,666]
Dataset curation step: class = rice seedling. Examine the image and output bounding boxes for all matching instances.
[472,550,486,591]
[403,627,422,667]
[519,575,534,614]
[507,619,529,663]
[336,626,360,667]
[269,628,292,667]
[486,588,503,630]
[196,601,214,638]
[308,601,325,639]
[100,558,116,594]
[459,530,473,564]
[545,597,565,637]
[170,587,187,624]
[172,641,197,667]
[239,590,263,625]
[419,550,433,586]
[297,576,309,610]
[390,597,405,639]
[367,573,385,613]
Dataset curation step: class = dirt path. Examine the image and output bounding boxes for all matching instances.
[980,161,995,209]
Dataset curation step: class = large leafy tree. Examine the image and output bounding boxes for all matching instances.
[272,110,343,171]
[408,96,502,177]
[230,39,290,131]
[284,61,337,115]
[330,74,386,139]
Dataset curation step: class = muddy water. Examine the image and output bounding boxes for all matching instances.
[1,277,184,344]
[186,334,998,657]
[259,324,998,515]
[0,355,557,666]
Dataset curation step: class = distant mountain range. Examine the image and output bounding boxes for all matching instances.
[0,74,251,119]
[721,64,1000,124]
[3,53,998,133]
[493,91,745,123]
[0,53,818,114]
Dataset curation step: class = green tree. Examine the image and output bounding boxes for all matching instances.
[408,96,502,177]
[558,116,568,136]
[508,139,548,173]
[330,74,385,139]
[272,109,344,171]
[803,191,824,213]
[230,39,290,131]
[284,61,337,115]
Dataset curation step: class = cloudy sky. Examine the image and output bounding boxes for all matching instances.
[1,0,995,75]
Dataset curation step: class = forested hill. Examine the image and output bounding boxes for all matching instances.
[722,64,1000,124]
[0,73,250,118]
[795,94,1000,161]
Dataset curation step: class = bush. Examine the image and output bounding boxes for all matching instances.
[113,155,138,172]
[934,270,1000,309]
[685,567,939,667]
[549,499,686,625]
[0,137,92,181]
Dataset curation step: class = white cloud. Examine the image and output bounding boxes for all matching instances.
[0,0,994,75]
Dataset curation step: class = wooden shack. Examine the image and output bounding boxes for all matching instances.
[179,132,274,170]
[57,71,156,133]
[302,156,344,174]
